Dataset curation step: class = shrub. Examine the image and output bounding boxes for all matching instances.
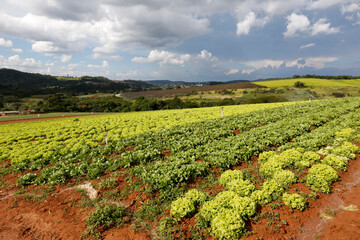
[225,179,256,197]
[294,81,306,88]
[219,170,244,185]
[305,164,339,194]
[321,155,348,171]
[282,193,306,211]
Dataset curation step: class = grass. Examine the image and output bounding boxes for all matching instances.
[256,78,360,88]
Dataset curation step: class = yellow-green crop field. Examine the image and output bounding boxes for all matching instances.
[256,78,360,88]
[0,101,296,164]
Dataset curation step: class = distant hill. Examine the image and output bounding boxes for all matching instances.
[144,80,200,86]
[0,68,153,97]
[122,82,264,100]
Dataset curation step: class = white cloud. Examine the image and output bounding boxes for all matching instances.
[285,57,337,69]
[284,14,340,37]
[132,49,218,67]
[59,54,72,63]
[132,50,185,66]
[311,18,340,36]
[307,0,343,10]
[283,13,310,38]
[0,37,12,47]
[244,59,284,69]
[87,60,109,69]
[342,3,360,13]
[236,12,269,36]
[225,69,239,75]
[341,3,360,22]
[242,69,255,75]
[0,54,41,71]
[11,48,23,53]
[300,43,315,49]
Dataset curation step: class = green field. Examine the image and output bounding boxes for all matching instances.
[2,98,360,239]
[0,112,100,121]
[256,78,360,88]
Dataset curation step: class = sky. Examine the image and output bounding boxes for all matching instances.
[0,0,360,81]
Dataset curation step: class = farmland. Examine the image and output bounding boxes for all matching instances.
[1,98,360,239]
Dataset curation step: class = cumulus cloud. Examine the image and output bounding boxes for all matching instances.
[225,69,239,75]
[300,43,316,49]
[283,13,311,38]
[0,37,12,47]
[0,54,41,71]
[87,60,110,69]
[236,12,269,36]
[11,48,23,53]
[132,49,217,67]
[311,18,340,35]
[284,14,339,37]
[285,57,338,69]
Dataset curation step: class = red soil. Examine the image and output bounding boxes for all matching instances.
[0,153,359,239]
[246,152,360,240]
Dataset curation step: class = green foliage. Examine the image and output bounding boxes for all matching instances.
[225,179,256,197]
[17,172,37,186]
[321,155,348,171]
[210,209,246,239]
[272,170,297,189]
[295,151,321,169]
[335,128,355,139]
[282,193,306,211]
[170,198,195,218]
[278,149,302,168]
[170,189,207,218]
[332,141,359,159]
[259,160,284,178]
[219,170,244,186]
[84,204,128,239]
[184,189,207,205]
[294,81,306,88]
[258,151,277,163]
[250,180,285,205]
[305,164,339,193]
[199,191,256,239]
